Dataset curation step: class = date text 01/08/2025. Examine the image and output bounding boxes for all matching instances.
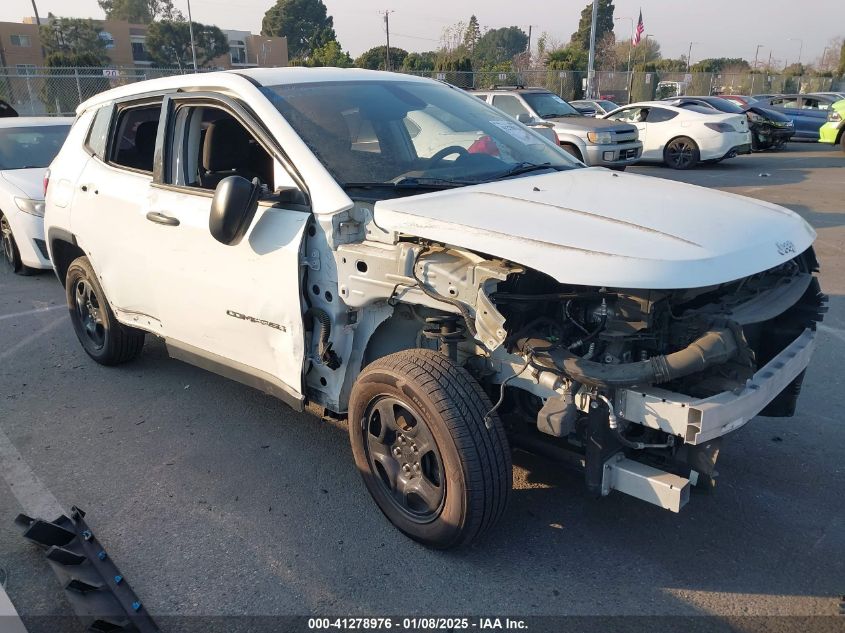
[307,617,529,630]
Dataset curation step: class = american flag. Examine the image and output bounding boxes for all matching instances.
[633,10,644,46]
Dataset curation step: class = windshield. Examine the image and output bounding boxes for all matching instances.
[597,100,619,111]
[521,92,580,119]
[0,125,70,170]
[262,80,580,188]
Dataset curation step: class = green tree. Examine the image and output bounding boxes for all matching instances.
[402,51,437,72]
[546,46,588,71]
[354,46,408,70]
[570,0,615,51]
[261,0,336,60]
[309,40,352,67]
[473,26,528,68]
[145,20,229,69]
[97,0,183,23]
[463,15,481,54]
[839,41,845,76]
[39,14,109,62]
[690,57,750,73]
[41,51,111,114]
[614,37,661,71]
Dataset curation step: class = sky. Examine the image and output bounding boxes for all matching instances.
[2,0,840,66]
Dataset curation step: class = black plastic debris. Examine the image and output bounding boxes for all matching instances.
[15,506,159,633]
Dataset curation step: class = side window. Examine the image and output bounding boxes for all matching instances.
[768,98,783,107]
[608,107,641,122]
[491,95,529,118]
[781,98,800,108]
[170,105,275,191]
[85,105,112,159]
[110,104,161,172]
[646,108,678,123]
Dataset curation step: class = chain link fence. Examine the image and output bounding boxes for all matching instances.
[402,69,843,104]
[2,65,842,117]
[0,66,191,116]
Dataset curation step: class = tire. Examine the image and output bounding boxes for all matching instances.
[663,136,700,170]
[840,132,845,153]
[348,349,511,548]
[0,212,34,275]
[560,143,582,161]
[65,256,145,365]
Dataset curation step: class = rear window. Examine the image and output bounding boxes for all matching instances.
[110,104,161,172]
[0,124,70,169]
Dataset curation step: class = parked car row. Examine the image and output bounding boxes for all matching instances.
[722,93,845,149]
[1,117,72,274]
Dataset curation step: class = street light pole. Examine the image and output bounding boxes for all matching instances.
[186,0,198,73]
[753,44,764,70]
[687,41,701,72]
[788,38,804,66]
[586,0,598,98]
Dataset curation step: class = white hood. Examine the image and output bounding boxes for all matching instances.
[373,168,816,289]
[1,168,46,200]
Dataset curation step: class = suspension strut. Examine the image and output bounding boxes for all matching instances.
[423,315,465,362]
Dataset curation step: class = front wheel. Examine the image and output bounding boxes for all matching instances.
[348,349,512,548]
[663,136,700,170]
[1,213,33,275]
[66,256,145,365]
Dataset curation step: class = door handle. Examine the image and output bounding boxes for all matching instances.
[146,211,180,226]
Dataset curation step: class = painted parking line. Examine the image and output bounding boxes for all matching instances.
[0,305,65,322]
[0,317,66,362]
[0,425,65,521]
[0,583,29,633]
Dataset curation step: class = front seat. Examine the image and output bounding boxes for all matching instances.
[199,118,260,189]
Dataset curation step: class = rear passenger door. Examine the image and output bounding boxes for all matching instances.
[797,97,829,139]
[70,96,165,329]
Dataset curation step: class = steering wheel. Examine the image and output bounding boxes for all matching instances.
[427,145,469,168]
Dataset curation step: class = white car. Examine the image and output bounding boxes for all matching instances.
[44,69,823,548]
[0,117,72,273]
[603,102,751,169]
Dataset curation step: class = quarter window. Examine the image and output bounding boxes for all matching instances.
[85,105,112,159]
[646,108,678,123]
[110,104,161,172]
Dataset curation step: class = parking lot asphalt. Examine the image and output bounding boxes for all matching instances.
[1,144,843,629]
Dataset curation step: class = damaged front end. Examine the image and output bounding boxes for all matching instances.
[476,246,826,511]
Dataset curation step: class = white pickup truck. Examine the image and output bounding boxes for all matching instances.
[44,68,825,548]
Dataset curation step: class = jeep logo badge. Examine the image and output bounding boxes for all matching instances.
[776,240,796,256]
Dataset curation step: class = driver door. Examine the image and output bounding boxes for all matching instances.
[146,93,311,403]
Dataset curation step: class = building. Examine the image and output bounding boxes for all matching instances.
[0,17,288,72]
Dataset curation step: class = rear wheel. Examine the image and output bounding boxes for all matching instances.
[348,349,511,548]
[663,136,700,170]
[66,256,145,365]
[840,131,845,153]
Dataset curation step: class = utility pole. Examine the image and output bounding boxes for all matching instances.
[381,10,394,71]
[186,0,198,73]
[686,41,700,72]
[585,0,598,98]
[753,44,764,70]
[615,17,633,102]
[30,0,41,25]
[789,38,803,66]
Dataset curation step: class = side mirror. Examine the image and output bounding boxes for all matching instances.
[209,175,261,246]
[515,113,534,125]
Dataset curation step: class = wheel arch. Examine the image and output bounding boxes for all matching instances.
[48,228,85,287]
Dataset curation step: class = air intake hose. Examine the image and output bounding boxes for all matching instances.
[518,328,739,389]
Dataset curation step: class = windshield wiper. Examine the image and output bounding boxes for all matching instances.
[343,177,472,190]
[492,162,558,180]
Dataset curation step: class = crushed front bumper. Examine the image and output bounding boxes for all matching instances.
[615,328,816,445]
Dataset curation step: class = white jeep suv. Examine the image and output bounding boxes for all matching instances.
[45,68,824,548]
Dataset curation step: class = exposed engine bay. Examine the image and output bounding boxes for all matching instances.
[310,230,826,513]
